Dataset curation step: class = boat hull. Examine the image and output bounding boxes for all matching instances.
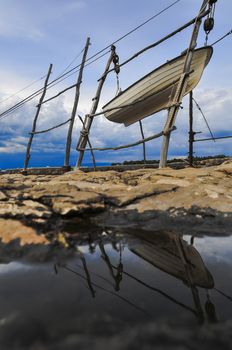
[103,46,213,126]
[130,232,214,289]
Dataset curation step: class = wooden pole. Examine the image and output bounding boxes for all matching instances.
[76,46,116,168]
[80,256,96,298]
[159,0,209,168]
[24,63,53,170]
[78,115,97,171]
[139,120,147,164]
[188,91,194,166]
[64,37,91,168]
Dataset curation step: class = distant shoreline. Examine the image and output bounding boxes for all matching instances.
[0,155,231,175]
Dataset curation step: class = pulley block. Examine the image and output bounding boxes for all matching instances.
[204,17,214,34]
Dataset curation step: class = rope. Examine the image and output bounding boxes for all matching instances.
[211,29,232,46]
[214,288,232,302]
[77,127,176,152]
[50,0,182,85]
[55,48,85,79]
[115,74,121,96]
[204,1,216,46]
[29,118,71,135]
[194,135,232,142]
[62,264,150,316]
[0,74,47,106]
[2,4,203,120]
[192,97,215,141]
[0,47,85,109]
[0,51,111,121]
[0,1,181,121]
[110,264,196,315]
[110,0,181,47]
[101,9,210,79]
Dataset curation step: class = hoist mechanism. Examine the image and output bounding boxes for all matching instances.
[111,45,120,74]
[204,0,217,43]
[111,45,121,95]
[204,17,214,34]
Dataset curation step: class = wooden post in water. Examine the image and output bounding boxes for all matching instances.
[76,46,116,168]
[24,63,53,170]
[64,37,91,168]
[159,0,209,168]
[188,90,194,167]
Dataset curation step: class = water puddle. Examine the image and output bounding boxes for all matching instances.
[0,229,232,349]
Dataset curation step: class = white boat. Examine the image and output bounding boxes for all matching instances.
[103,46,213,126]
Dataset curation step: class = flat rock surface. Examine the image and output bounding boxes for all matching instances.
[0,160,231,235]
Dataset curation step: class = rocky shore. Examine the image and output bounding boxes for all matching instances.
[0,160,231,241]
[0,160,232,350]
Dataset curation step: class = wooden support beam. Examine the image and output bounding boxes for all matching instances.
[80,256,96,298]
[188,91,194,167]
[139,121,147,164]
[77,127,175,152]
[159,0,209,168]
[194,135,232,142]
[24,63,53,170]
[76,46,116,168]
[29,118,71,135]
[64,37,91,167]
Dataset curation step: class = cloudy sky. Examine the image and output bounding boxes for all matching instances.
[0,0,231,169]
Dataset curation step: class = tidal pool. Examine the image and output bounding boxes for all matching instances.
[0,229,232,349]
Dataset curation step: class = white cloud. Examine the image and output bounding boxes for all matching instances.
[1,85,232,162]
[0,6,44,40]
[0,53,231,164]
[0,141,26,154]
[0,0,87,41]
[192,236,232,264]
[193,88,232,133]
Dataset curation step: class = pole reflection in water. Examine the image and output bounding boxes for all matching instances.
[55,229,225,325]
[1,228,232,349]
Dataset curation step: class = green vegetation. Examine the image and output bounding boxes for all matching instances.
[111,155,227,166]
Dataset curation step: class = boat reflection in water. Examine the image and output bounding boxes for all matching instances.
[2,228,232,349]
[128,230,216,324]
[57,229,219,325]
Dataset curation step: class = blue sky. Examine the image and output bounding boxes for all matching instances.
[0,0,231,169]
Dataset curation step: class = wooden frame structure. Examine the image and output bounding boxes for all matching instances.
[64,37,91,168]
[76,46,117,168]
[24,64,53,170]
[23,38,91,171]
[21,1,219,171]
[75,0,212,169]
[159,0,209,167]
